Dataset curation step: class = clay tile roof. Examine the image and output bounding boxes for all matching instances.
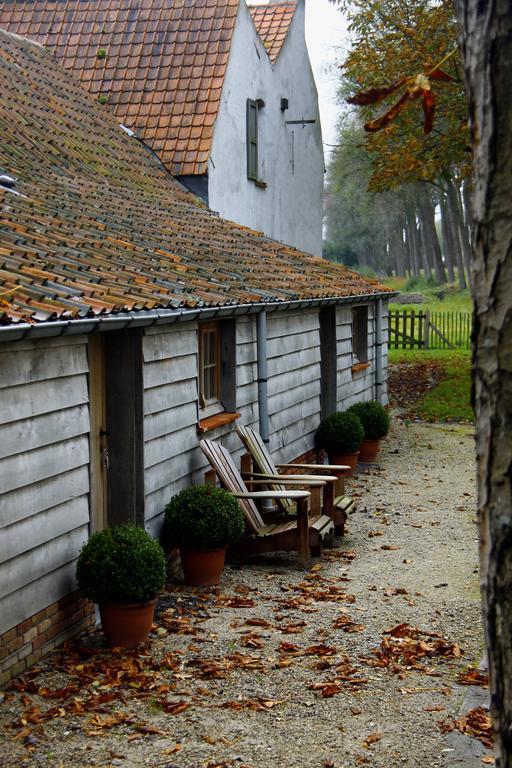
[249,1,296,63]
[0,29,389,327]
[0,0,240,177]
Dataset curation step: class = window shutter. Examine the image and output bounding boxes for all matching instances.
[246,99,258,180]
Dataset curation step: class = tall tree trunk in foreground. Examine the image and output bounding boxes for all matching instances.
[456,3,512,765]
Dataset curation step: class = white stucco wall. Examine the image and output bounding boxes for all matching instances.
[208,0,324,256]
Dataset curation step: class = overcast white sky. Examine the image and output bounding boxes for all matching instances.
[256,0,349,158]
[304,0,348,154]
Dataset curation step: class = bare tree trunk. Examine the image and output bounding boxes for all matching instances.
[405,207,420,278]
[446,180,468,289]
[450,177,473,285]
[462,177,472,235]
[456,2,512,765]
[439,192,456,283]
[419,186,446,283]
[394,218,407,277]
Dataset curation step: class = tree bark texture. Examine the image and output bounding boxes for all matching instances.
[456,2,512,764]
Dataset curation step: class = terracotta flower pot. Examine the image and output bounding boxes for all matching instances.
[99,598,157,648]
[328,451,359,476]
[358,438,381,464]
[180,547,226,586]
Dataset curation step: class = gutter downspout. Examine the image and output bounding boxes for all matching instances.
[375,297,384,404]
[256,308,269,445]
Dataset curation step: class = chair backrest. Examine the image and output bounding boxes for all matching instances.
[236,424,294,515]
[199,439,265,533]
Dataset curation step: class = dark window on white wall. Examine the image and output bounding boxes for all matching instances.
[352,306,369,364]
[247,99,258,181]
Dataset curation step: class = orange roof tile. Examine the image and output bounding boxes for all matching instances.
[0,0,240,177]
[0,30,390,327]
[249,1,296,64]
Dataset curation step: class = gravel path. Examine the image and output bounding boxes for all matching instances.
[0,419,486,768]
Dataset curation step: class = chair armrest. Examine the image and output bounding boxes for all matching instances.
[244,478,327,487]
[245,475,324,488]
[276,463,351,473]
[233,490,310,500]
[244,471,337,482]
[259,471,338,483]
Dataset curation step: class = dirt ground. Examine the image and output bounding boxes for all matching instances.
[0,418,488,768]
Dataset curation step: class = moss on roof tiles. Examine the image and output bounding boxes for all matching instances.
[0,28,389,326]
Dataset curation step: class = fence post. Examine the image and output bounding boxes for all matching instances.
[424,310,430,349]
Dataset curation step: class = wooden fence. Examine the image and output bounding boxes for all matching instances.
[389,309,472,350]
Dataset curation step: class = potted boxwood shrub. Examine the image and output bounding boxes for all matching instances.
[163,485,245,586]
[348,400,391,463]
[315,411,364,474]
[76,525,166,649]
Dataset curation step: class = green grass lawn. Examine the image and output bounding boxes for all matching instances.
[381,276,472,314]
[388,348,473,423]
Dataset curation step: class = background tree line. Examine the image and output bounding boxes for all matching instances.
[325,0,471,288]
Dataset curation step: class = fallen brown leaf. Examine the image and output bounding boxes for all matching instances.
[363,731,382,746]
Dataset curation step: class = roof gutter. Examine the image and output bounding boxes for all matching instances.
[0,292,397,343]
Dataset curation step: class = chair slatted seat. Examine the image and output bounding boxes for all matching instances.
[236,424,356,536]
[199,439,334,567]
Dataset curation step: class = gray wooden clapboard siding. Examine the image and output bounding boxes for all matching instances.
[143,318,259,527]
[0,466,90,529]
[0,337,91,635]
[0,404,89,460]
[1,562,79,640]
[267,311,322,463]
[143,303,384,531]
[0,376,89,424]
[0,496,90,564]
[335,304,378,410]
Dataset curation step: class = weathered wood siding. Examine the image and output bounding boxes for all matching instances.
[0,337,90,635]
[267,311,322,463]
[143,318,258,536]
[142,303,384,534]
[335,304,380,410]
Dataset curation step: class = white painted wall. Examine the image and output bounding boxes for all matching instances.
[208,0,324,256]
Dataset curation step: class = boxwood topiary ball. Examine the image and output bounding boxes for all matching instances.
[76,525,166,605]
[347,400,390,440]
[163,485,245,551]
[315,411,364,454]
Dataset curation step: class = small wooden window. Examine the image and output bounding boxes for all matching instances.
[352,306,368,364]
[199,322,220,408]
[198,319,238,430]
[246,99,258,181]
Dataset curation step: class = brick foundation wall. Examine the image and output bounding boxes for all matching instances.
[0,592,95,687]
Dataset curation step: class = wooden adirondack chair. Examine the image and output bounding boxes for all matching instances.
[236,424,356,536]
[199,439,335,567]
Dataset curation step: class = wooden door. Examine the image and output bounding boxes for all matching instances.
[88,334,108,532]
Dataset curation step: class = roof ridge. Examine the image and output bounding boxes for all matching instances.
[0,28,45,50]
